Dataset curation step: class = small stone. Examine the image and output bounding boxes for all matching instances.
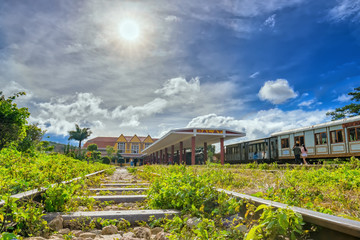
[63,219,83,230]
[123,232,135,238]
[58,228,71,235]
[151,227,163,235]
[222,214,244,228]
[134,227,151,240]
[90,229,101,235]
[186,217,201,228]
[155,232,170,240]
[72,230,84,237]
[79,232,97,239]
[101,225,118,235]
[77,206,88,211]
[49,215,64,231]
[234,224,247,232]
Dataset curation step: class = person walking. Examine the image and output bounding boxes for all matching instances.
[292,142,302,164]
[301,144,308,165]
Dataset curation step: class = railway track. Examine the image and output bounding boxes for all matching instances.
[2,167,360,239]
[137,169,360,240]
[41,168,179,239]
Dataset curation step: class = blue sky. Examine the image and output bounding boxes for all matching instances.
[1,0,359,145]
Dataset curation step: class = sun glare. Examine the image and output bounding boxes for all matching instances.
[118,19,140,41]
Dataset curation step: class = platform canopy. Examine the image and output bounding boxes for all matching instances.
[142,128,245,155]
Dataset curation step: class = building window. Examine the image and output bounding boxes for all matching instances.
[144,143,151,148]
[132,143,139,153]
[349,127,360,142]
[117,142,125,153]
[281,138,289,148]
[315,132,327,145]
[330,130,344,143]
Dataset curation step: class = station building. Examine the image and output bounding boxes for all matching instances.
[82,134,158,163]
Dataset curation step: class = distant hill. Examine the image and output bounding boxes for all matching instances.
[44,141,77,153]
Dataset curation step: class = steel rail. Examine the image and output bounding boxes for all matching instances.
[137,168,360,238]
[218,189,360,238]
[0,169,107,206]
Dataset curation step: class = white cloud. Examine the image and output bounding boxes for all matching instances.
[329,0,360,22]
[249,71,260,78]
[155,77,200,97]
[258,79,298,104]
[187,108,329,142]
[298,99,314,107]
[112,98,168,127]
[1,81,32,100]
[221,0,305,18]
[165,15,181,22]
[264,14,276,28]
[335,94,352,102]
[28,77,214,136]
[298,99,322,107]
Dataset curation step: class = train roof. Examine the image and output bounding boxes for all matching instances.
[271,115,360,137]
[226,137,272,147]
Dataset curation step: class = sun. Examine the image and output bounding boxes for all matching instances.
[118,19,140,41]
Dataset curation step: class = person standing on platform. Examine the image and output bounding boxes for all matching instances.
[301,144,308,165]
[292,142,302,164]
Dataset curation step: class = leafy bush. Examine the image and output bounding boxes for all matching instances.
[102,156,111,164]
[0,147,112,196]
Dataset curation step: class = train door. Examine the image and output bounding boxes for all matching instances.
[270,138,278,160]
[241,144,246,161]
[244,143,249,161]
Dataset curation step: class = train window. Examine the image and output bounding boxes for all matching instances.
[349,127,360,141]
[294,136,304,146]
[330,130,344,143]
[315,132,327,145]
[281,138,289,148]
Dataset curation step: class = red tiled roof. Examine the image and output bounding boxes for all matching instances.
[83,136,159,149]
[82,137,118,149]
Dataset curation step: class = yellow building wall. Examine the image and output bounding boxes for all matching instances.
[114,134,155,154]
[114,134,130,153]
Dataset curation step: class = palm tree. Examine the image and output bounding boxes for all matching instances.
[68,124,92,149]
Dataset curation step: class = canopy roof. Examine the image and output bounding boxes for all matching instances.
[142,128,245,155]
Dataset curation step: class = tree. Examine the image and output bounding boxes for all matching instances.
[0,92,30,150]
[17,124,45,153]
[87,143,98,152]
[68,124,92,149]
[327,87,360,120]
[106,145,115,158]
[106,145,116,164]
[207,145,216,163]
[86,143,101,163]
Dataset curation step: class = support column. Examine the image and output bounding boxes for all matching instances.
[165,148,168,165]
[220,137,225,165]
[183,148,186,165]
[203,142,207,164]
[171,145,174,165]
[160,150,163,165]
[191,136,196,165]
[156,151,159,164]
[176,150,179,164]
[179,142,183,165]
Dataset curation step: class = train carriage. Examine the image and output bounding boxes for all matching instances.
[272,115,360,161]
[225,115,360,163]
[226,137,278,163]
